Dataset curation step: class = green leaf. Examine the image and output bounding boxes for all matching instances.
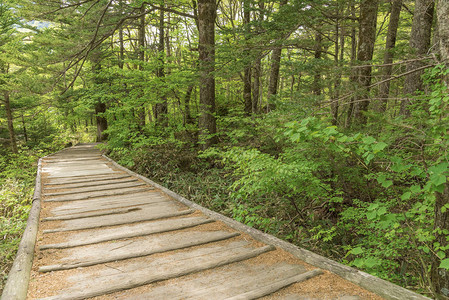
[439,258,449,270]
[366,211,377,220]
[429,162,448,175]
[372,142,387,153]
[410,185,421,193]
[364,257,380,268]
[401,192,412,201]
[351,247,364,255]
[430,174,446,186]
[362,136,376,145]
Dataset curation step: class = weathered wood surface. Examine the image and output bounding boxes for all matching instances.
[2,144,432,300]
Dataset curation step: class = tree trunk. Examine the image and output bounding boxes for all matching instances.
[430,2,449,298]
[137,5,147,128]
[354,0,379,125]
[154,7,168,126]
[184,84,194,124]
[243,0,252,115]
[21,114,28,143]
[267,47,282,111]
[313,32,322,96]
[401,0,434,116]
[4,90,18,153]
[379,0,402,113]
[252,59,261,114]
[198,0,217,149]
[346,1,358,127]
[267,0,287,111]
[118,0,125,69]
[95,102,108,142]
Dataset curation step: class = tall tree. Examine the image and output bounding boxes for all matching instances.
[353,0,379,125]
[243,0,252,115]
[266,0,288,111]
[401,0,434,116]
[430,1,449,298]
[198,0,217,149]
[154,6,168,126]
[378,0,402,112]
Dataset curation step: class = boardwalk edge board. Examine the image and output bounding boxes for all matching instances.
[1,158,44,300]
[103,154,431,300]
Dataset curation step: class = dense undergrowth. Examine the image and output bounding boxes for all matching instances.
[103,67,449,298]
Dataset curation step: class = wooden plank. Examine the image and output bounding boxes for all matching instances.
[44,178,137,190]
[121,263,307,300]
[40,217,214,249]
[39,231,240,272]
[44,174,130,185]
[45,200,169,220]
[48,192,167,216]
[40,243,275,300]
[43,187,153,202]
[43,208,195,233]
[44,181,146,196]
[43,206,143,221]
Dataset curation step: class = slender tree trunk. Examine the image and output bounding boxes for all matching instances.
[430,2,449,298]
[21,114,28,143]
[354,0,379,125]
[154,7,168,126]
[379,0,402,113]
[251,0,264,114]
[401,0,434,116]
[346,1,357,127]
[137,5,147,128]
[313,32,322,96]
[95,102,108,142]
[118,2,125,69]
[267,0,287,111]
[252,60,261,114]
[332,13,341,126]
[91,50,108,142]
[198,0,217,149]
[267,48,282,111]
[243,0,252,115]
[4,91,18,153]
[184,84,194,124]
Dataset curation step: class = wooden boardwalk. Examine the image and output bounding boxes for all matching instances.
[2,144,431,300]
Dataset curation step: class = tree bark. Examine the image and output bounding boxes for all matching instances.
[378,0,402,113]
[154,7,168,126]
[243,0,252,116]
[430,2,449,298]
[4,90,18,153]
[198,0,217,149]
[95,101,108,142]
[184,84,194,125]
[266,0,287,111]
[354,0,379,125]
[118,0,125,69]
[345,1,358,127]
[312,32,322,96]
[137,5,147,128]
[401,0,434,116]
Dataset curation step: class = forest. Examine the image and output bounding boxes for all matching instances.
[1,0,449,298]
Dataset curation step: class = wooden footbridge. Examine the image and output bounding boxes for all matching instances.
[2,144,431,299]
